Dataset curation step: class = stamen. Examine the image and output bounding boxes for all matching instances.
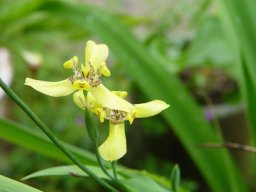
[104,108,127,124]
[69,59,103,88]
[86,63,102,87]
[68,76,75,83]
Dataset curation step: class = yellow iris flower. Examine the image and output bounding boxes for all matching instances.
[78,92,169,162]
[25,40,169,162]
[25,40,132,112]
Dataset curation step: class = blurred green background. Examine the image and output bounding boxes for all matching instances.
[0,0,256,191]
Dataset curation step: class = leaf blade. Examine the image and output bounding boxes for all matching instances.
[0,175,42,192]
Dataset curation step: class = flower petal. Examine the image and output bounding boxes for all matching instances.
[85,40,109,71]
[101,62,111,77]
[73,79,90,91]
[73,90,86,110]
[85,40,95,66]
[112,91,128,98]
[134,100,169,118]
[90,84,134,112]
[98,123,126,161]
[63,56,78,68]
[87,92,103,113]
[25,78,75,97]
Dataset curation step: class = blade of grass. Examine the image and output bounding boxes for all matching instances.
[23,165,116,180]
[215,0,256,145]
[0,118,96,165]
[0,175,42,192]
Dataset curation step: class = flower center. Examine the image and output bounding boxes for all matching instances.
[104,108,127,124]
[68,62,102,89]
[68,66,84,83]
[85,63,102,87]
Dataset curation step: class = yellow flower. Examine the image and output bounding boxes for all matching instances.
[25,40,114,108]
[85,92,169,162]
[25,40,135,114]
[24,39,170,162]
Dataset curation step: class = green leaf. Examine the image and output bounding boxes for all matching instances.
[85,110,99,143]
[38,2,246,191]
[0,175,42,192]
[122,176,169,192]
[170,165,180,192]
[24,165,170,192]
[0,118,97,165]
[215,0,256,145]
[23,165,118,180]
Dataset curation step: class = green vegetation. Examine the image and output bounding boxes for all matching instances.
[0,0,256,191]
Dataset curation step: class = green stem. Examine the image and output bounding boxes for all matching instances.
[85,111,114,180]
[0,78,118,192]
[95,146,115,180]
[111,161,118,180]
[94,137,133,192]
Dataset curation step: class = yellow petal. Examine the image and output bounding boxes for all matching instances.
[96,108,106,123]
[87,92,101,112]
[85,40,109,71]
[73,90,86,110]
[25,78,75,97]
[101,62,111,77]
[73,79,90,91]
[90,84,134,112]
[112,91,128,98]
[81,64,90,77]
[98,123,126,161]
[63,56,78,68]
[127,112,135,124]
[134,100,170,118]
[85,40,95,67]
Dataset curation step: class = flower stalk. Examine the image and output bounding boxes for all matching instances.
[85,110,134,192]
[85,110,114,180]
[112,161,118,180]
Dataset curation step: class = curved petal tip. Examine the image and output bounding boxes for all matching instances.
[134,100,170,118]
[25,78,75,97]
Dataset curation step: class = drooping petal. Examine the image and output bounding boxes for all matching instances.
[98,123,126,161]
[134,100,169,118]
[90,84,134,113]
[85,40,109,71]
[73,90,86,110]
[25,78,75,97]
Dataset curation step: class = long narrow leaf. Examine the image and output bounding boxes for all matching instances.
[0,175,42,192]
[215,0,256,145]
[23,165,114,180]
[0,118,97,165]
